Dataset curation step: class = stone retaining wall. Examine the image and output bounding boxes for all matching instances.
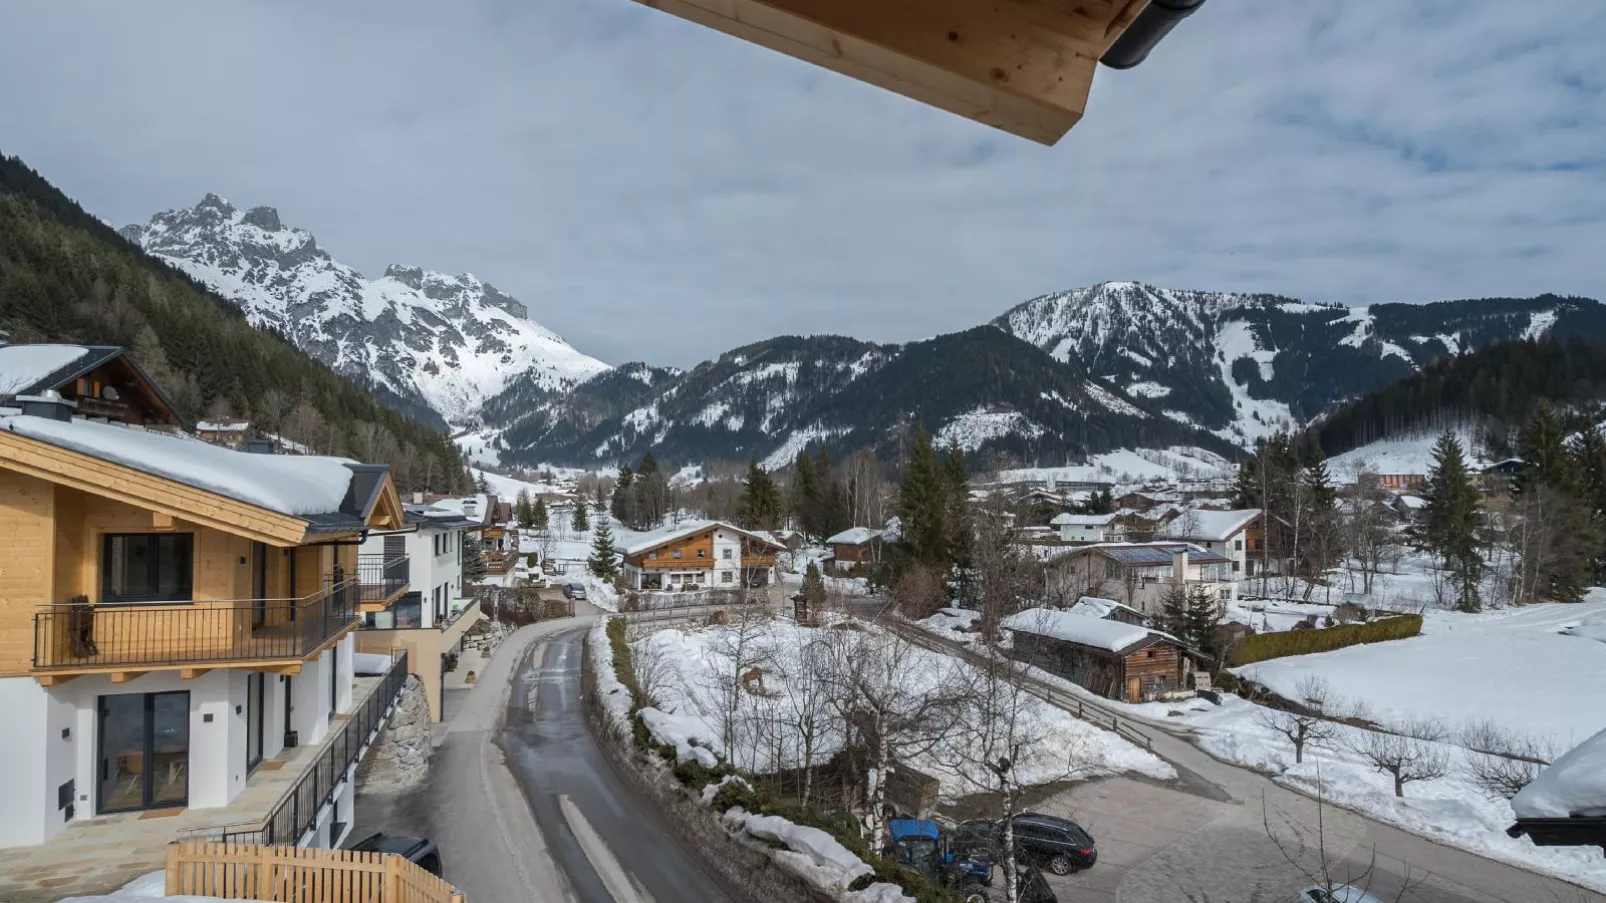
[356,674,432,792]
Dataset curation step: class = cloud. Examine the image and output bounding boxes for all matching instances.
[1,0,1602,367]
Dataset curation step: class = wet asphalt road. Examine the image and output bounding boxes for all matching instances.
[498,627,735,903]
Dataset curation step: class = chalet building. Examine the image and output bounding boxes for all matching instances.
[1049,512,1121,544]
[0,385,410,852]
[195,419,252,449]
[1479,458,1523,497]
[0,342,181,428]
[355,500,485,722]
[1002,607,1193,703]
[1161,508,1261,577]
[1064,595,1149,626]
[620,521,785,591]
[1046,542,1235,616]
[1375,473,1425,493]
[825,526,884,573]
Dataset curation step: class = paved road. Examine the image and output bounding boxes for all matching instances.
[499,626,735,903]
[873,609,1605,903]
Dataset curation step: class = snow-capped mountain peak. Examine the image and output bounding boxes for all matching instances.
[122,196,608,427]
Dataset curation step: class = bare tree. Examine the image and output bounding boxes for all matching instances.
[891,563,944,620]
[1257,676,1345,765]
[631,632,676,710]
[1257,776,1425,903]
[704,605,774,761]
[1458,719,1554,800]
[971,491,1037,643]
[822,626,967,850]
[1351,718,1450,797]
[767,630,838,806]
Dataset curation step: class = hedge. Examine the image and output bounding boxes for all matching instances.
[1226,614,1423,667]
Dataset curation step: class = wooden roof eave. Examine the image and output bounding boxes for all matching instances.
[633,0,1144,144]
[0,429,313,546]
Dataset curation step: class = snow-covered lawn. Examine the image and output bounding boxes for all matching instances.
[631,618,1173,795]
[1234,600,1606,746]
[913,608,980,644]
[1225,597,1341,633]
[1177,695,1606,893]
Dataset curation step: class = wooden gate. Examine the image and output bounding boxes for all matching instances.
[166,841,464,903]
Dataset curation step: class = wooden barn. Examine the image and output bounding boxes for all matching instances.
[1002,607,1191,703]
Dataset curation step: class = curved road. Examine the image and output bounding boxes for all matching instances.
[498,626,735,903]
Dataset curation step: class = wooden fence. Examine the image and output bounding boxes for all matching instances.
[166,841,464,903]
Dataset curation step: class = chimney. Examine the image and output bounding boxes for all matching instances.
[1171,546,1189,585]
[244,439,275,454]
[463,499,479,521]
[17,390,76,423]
[412,491,424,504]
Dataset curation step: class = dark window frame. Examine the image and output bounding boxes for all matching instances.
[101,533,194,604]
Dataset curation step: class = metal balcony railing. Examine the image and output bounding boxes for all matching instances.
[33,579,360,670]
[357,553,410,605]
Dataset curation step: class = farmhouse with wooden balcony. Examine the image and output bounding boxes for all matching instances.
[0,349,411,862]
[619,521,785,592]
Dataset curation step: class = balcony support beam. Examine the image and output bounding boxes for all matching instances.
[180,668,212,680]
[109,670,149,684]
[37,673,78,687]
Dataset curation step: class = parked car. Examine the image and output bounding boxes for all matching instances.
[348,833,443,877]
[956,813,1097,876]
[1295,886,1384,903]
[563,582,587,600]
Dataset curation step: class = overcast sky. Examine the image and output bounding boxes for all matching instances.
[2,1,1603,367]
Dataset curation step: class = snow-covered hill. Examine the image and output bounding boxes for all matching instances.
[121,195,608,427]
[993,282,1598,448]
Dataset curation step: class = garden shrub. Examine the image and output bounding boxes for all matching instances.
[1226,614,1423,667]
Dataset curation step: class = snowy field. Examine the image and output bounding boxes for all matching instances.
[631,618,1173,793]
[1235,599,1606,746]
[1326,426,1489,479]
[993,446,1232,485]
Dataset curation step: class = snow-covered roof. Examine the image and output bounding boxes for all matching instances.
[196,419,250,432]
[425,493,491,524]
[826,526,882,545]
[1001,607,1160,653]
[2,412,357,516]
[1052,541,1229,566]
[1164,508,1260,541]
[1396,494,1428,510]
[0,343,90,395]
[1049,512,1115,526]
[1513,726,1606,819]
[623,520,785,556]
[1066,595,1145,620]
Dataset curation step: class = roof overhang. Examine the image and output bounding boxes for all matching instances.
[632,0,1178,144]
[1506,817,1606,855]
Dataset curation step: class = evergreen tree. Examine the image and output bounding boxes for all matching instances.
[589,520,619,580]
[460,532,489,584]
[737,457,782,530]
[1304,449,1337,513]
[532,496,549,531]
[1514,403,1595,602]
[475,471,490,494]
[633,453,669,528]
[942,442,971,569]
[815,448,852,539]
[1573,425,1606,583]
[802,560,827,611]
[1422,430,1483,611]
[1515,401,1577,495]
[792,451,823,540]
[612,465,636,525]
[899,425,949,565]
[571,489,590,533]
[515,489,535,529]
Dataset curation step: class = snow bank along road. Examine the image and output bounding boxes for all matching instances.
[877,612,1605,903]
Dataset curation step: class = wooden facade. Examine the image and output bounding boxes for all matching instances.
[1012,629,1187,703]
[627,530,718,570]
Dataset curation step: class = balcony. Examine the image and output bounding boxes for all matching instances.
[357,553,410,610]
[33,579,360,676]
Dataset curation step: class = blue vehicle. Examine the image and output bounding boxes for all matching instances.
[888,819,993,903]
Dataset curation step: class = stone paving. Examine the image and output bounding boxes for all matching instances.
[0,675,385,903]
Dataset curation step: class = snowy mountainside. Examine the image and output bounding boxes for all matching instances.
[1325,427,1490,479]
[121,195,608,427]
[994,282,1604,447]
[473,328,1237,469]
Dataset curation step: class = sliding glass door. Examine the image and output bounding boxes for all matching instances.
[98,691,190,813]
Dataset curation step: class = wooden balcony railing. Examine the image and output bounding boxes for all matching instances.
[33,580,360,671]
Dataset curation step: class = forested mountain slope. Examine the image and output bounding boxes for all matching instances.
[0,153,469,493]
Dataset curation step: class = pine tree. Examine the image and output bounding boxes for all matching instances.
[611,465,636,526]
[1514,403,1595,602]
[1422,430,1483,611]
[942,442,971,569]
[737,457,782,530]
[589,520,619,580]
[571,489,590,533]
[532,496,549,531]
[515,489,534,529]
[1515,401,1576,495]
[793,451,822,540]
[899,425,949,565]
[802,560,827,610]
[460,532,489,584]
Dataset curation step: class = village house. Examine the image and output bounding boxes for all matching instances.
[0,353,410,856]
[195,418,252,449]
[1046,541,1235,616]
[824,526,883,573]
[0,343,181,428]
[1064,595,1149,626]
[1049,512,1122,544]
[1161,508,1262,577]
[1375,473,1425,493]
[355,497,487,722]
[620,521,785,591]
[1002,607,1194,703]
